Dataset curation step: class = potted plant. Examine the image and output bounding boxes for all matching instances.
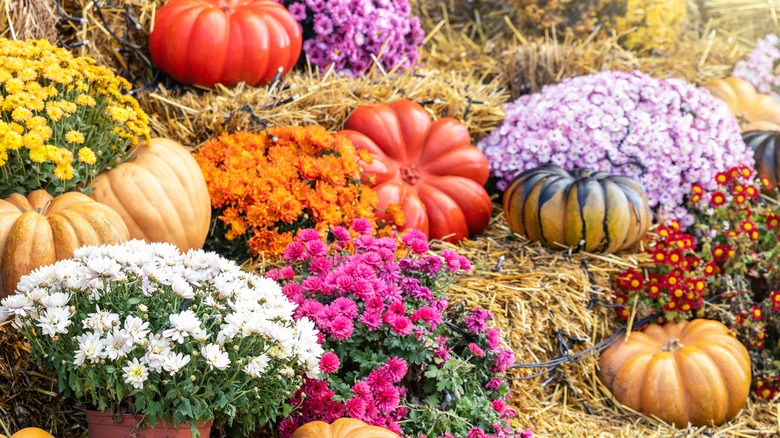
[0,239,324,437]
[267,220,524,437]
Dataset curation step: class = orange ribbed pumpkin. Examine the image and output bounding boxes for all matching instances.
[704,77,780,132]
[0,190,129,297]
[599,319,751,427]
[9,428,54,438]
[89,138,211,252]
[291,418,399,438]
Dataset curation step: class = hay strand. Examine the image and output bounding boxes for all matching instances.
[0,0,58,41]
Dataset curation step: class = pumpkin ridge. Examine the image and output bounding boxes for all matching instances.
[47,210,89,260]
[599,179,611,253]
[97,173,143,235]
[185,8,217,84]
[650,351,689,426]
[684,344,731,419]
[675,346,708,425]
[416,183,469,241]
[114,164,182,243]
[148,148,194,244]
[535,175,569,247]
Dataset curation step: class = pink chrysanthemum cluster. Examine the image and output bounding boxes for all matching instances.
[276,0,425,76]
[478,70,754,226]
[732,34,780,95]
[268,219,524,438]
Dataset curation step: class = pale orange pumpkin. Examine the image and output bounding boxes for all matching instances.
[89,138,211,252]
[0,190,129,297]
[598,319,751,427]
[9,428,54,438]
[291,418,400,438]
[704,77,780,132]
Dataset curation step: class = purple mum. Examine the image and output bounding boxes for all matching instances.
[478,70,754,226]
[732,34,780,95]
[279,0,425,76]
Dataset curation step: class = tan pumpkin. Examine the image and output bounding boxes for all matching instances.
[9,428,54,438]
[599,319,751,427]
[0,190,129,297]
[503,165,651,254]
[89,138,211,252]
[703,77,780,132]
[291,418,399,438]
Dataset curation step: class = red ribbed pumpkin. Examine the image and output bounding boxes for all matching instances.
[339,100,492,243]
[149,0,302,88]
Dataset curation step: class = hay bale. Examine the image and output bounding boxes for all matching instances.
[698,0,780,44]
[137,65,509,147]
[0,323,85,437]
[0,0,59,41]
[57,0,161,85]
[502,25,750,97]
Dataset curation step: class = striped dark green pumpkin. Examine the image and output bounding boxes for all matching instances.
[503,165,651,254]
[742,130,780,195]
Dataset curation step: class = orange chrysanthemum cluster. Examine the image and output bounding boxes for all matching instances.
[196,127,385,258]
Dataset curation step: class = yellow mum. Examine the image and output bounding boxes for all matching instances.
[53,164,75,180]
[77,147,96,164]
[0,38,150,197]
[65,130,85,145]
[75,94,96,107]
[11,107,32,122]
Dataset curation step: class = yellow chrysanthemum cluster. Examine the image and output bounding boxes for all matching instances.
[614,0,686,51]
[0,38,150,196]
[512,0,685,51]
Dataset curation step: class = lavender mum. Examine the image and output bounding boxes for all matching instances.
[479,70,754,226]
[732,34,780,95]
[277,0,425,76]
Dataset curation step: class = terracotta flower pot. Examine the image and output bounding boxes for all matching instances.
[85,411,212,438]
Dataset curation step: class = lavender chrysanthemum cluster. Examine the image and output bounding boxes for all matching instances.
[278,0,425,76]
[732,34,780,95]
[479,70,754,226]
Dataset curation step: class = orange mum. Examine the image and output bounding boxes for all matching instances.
[195,127,380,258]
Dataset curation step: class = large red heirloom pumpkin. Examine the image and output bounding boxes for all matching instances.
[149,0,302,88]
[339,100,492,243]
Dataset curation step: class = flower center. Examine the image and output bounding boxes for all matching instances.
[661,337,684,352]
[400,165,420,185]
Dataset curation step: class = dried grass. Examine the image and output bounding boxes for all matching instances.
[0,323,85,437]
[138,64,509,148]
[698,0,780,43]
[0,0,59,41]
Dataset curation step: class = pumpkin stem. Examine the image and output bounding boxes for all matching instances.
[37,199,53,215]
[400,165,420,185]
[735,111,750,129]
[220,5,233,13]
[661,337,684,352]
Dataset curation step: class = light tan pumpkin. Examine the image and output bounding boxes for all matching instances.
[0,190,129,297]
[291,418,399,438]
[599,319,751,427]
[704,77,780,132]
[10,428,54,438]
[89,138,211,252]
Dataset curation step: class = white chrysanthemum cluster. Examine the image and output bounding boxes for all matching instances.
[0,240,323,393]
